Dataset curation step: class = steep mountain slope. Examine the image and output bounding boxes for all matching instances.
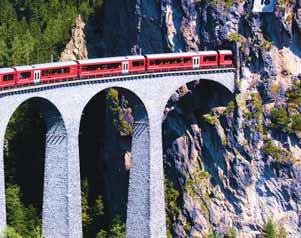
[62,0,301,237]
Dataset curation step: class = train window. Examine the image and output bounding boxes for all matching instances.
[184,58,192,63]
[42,67,70,76]
[20,72,31,79]
[150,58,185,65]
[3,74,14,81]
[82,65,99,71]
[203,56,217,62]
[82,63,121,71]
[133,61,144,67]
[224,55,233,61]
[107,63,120,69]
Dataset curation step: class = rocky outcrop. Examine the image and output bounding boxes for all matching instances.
[63,0,301,237]
[158,1,301,237]
[60,15,88,61]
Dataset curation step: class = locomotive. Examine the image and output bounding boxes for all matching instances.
[0,50,233,90]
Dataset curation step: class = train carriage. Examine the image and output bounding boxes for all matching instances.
[32,61,78,84]
[0,68,16,89]
[0,50,233,90]
[145,52,196,72]
[145,51,219,72]
[198,51,219,68]
[218,50,233,67]
[14,65,35,86]
[77,55,146,78]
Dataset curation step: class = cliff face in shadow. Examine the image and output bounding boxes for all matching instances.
[62,0,301,237]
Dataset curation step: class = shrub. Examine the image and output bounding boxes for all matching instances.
[3,227,22,238]
[263,139,291,163]
[228,32,242,43]
[165,178,180,236]
[224,228,237,238]
[223,101,236,115]
[106,89,133,136]
[203,114,218,125]
[270,107,289,132]
[262,219,276,238]
[286,82,301,105]
[292,114,301,131]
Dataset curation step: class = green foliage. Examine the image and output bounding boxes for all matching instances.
[202,113,218,125]
[224,227,237,238]
[95,216,126,238]
[4,100,44,237]
[3,227,22,238]
[106,88,133,136]
[292,114,301,131]
[5,184,41,238]
[251,93,263,119]
[81,178,106,236]
[270,104,301,133]
[223,101,236,115]
[5,185,26,235]
[228,32,242,43]
[245,92,264,132]
[261,219,288,238]
[109,216,126,238]
[164,178,180,238]
[224,0,234,8]
[286,81,301,105]
[277,225,288,238]
[262,39,272,50]
[81,177,126,238]
[262,219,276,238]
[263,139,292,164]
[92,196,105,217]
[96,230,107,238]
[270,107,289,132]
[81,178,92,231]
[205,231,222,238]
[0,0,104,66]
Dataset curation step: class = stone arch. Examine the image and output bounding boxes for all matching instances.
[1,97,69,238]
[160,77,235,123]
[161,78,235,237]
[78,86,151,237]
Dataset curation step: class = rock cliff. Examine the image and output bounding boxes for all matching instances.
[64,0,301,237]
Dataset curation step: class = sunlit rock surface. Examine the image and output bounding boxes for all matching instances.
[63,0,301,236]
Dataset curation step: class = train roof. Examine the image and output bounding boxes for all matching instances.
[14,61,77,71]
[218,50,232,54]
[77,55,145,65]
[0,68,15,74]
[32,61,77,69]
[145,51,217,59]
[13,65,33,71]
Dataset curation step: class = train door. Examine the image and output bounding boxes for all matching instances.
[122,61,129,74]
[34,70,41,84]
[193,57,200,69]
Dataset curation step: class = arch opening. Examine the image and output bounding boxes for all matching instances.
[79,87,149,238]
[3,97,66,237]
[162,79,235,237]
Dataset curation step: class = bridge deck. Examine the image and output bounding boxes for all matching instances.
[0,68,235,97]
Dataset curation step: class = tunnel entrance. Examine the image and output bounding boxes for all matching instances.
[79,87,146,237]
[162,79,235,237]
[4,98,47,236]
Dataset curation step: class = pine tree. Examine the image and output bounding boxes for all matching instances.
[262,219,276,238]
[0,40,10,66]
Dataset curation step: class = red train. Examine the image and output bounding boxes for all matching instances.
[0,50,233,90]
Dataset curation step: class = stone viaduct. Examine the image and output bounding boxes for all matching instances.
[0,68,235,238]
